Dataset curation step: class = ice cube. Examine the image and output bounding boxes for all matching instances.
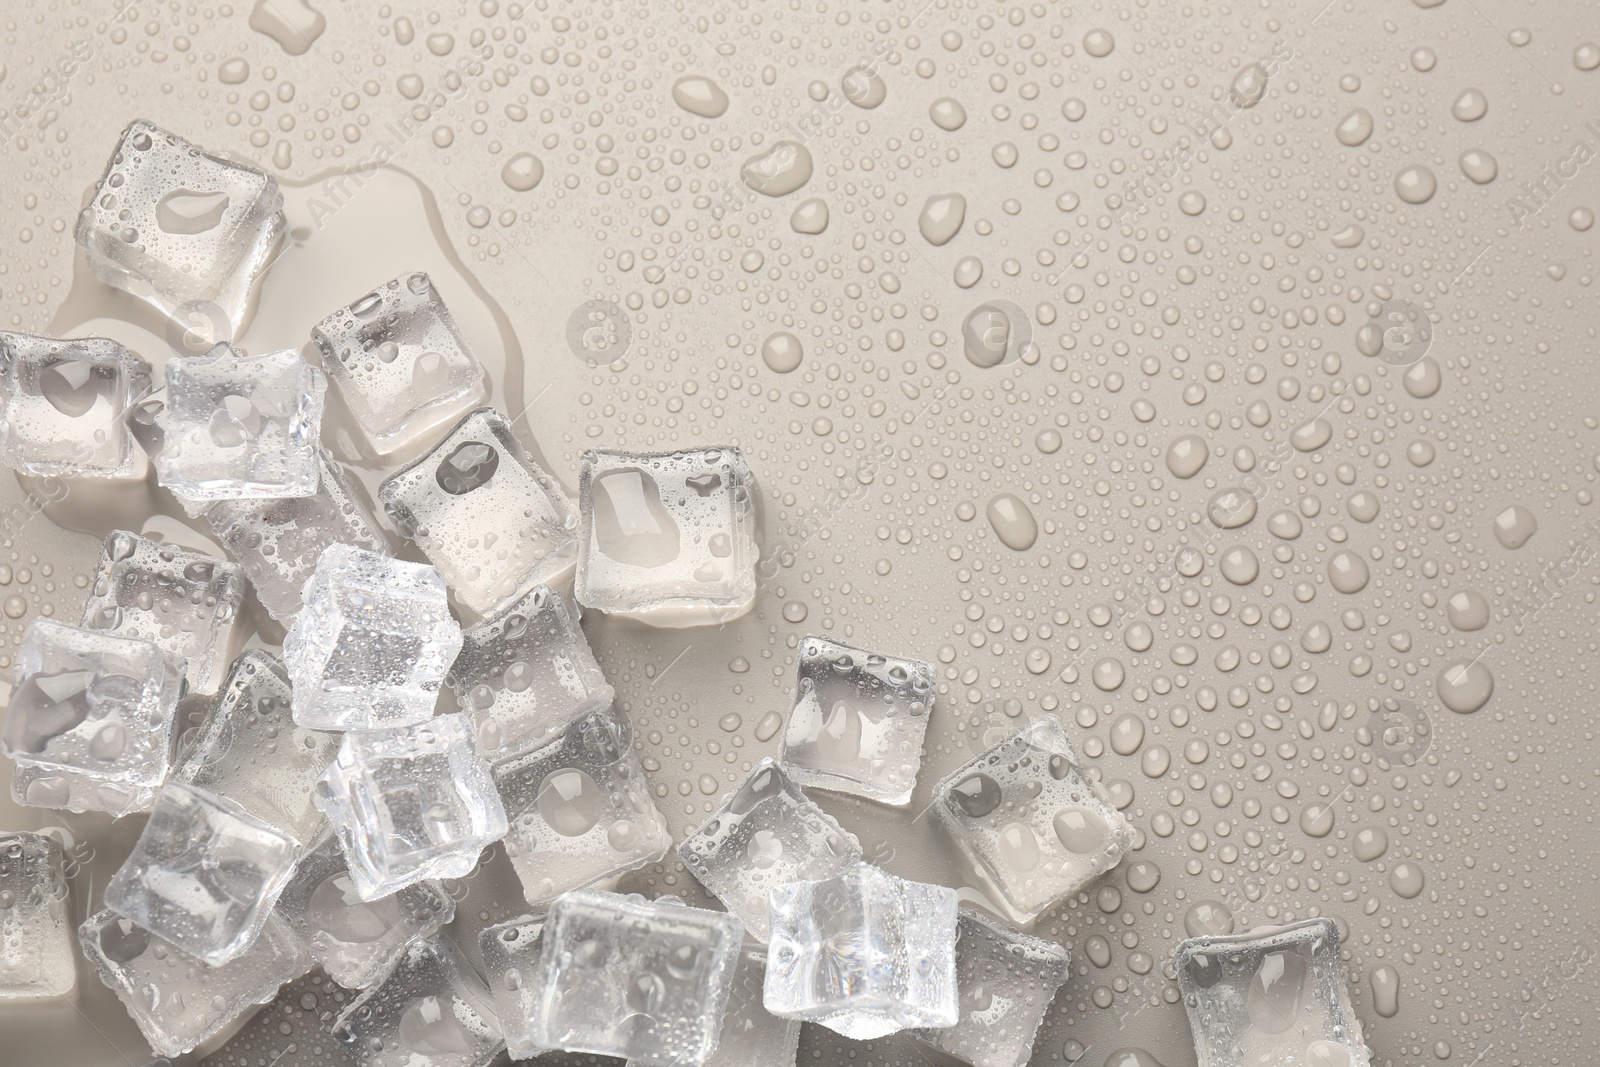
[907,907,1071,1067]
[311,272,488,455]
[445,584,613,759]
[75,120,285,336]
[205,448,389,621]
[0,832,77,999]
[132,342,325,503]
[0,330,151,478]
[275,833,455,990]
[169,650,339,847]
[492,706,670,910]
[378,408,576,616]
[780,635,936,807]
[80,529,246,693]
[529,889,743,1067]
[929,718,1133,926]
[629,944,800,1067]
[79,908,308,1057]
[677,757,862,939]
[763,862,959,1039]
[575,446,758,627]
[477,914,546,1060]
[314,713,508,901]
[282,543,462,730]
[104,779,301,966]
[1175,918,1372,1067]
[3,617,183,816]
[331,937,504,1067]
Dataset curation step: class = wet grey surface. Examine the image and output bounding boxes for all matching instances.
[1,1,1598,1064]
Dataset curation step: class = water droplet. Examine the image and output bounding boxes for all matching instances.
[536,768,603,836]
[1395,165,1438,204]
[985,493,1037,551]
[760,332,803,373]
[671,75,729,118]
[501,153,545,192]
[155,189,232,235]
[741,141,813,196]
[918,193,966,246]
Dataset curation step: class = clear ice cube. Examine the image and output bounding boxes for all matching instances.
[79,908,308,1057]
[275,833,455,991]
[3,617,183,815]
[678,757,862,939]
[930,717,1133,925]
[445,584,613,760]
[314,713,508,901]
[628,944,801,1067]
[282,543,462,730]
[311,271,488,455]
[907,907,1071,1067]
[75,120,285,336]
[80,529,246,693]
[378,408,576,616]
[529,889,743,1067]
[133,342,325,503]
[1175,918,1372,1067]
[477,914,546,1060]
[764,862,959,1039]
[0,832,77,999]
[104,779,301,966]
[0,330,151,478]
[170,650,340,847]
[492,706,670,910]
[575,446,759,627]
[331,937,504,1067]
[780,635,936,807]
[205,448,389,621]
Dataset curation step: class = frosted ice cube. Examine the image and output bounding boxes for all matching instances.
[780,635,936,807]
[764,862,959,1039]
[332,937,503,1067]
[3,617,183,816]
[205,448,389,621]
[170,650,339,847]
[575,446,758,627]
[529,889,743,1067]
[104,779,301,966]
[1175,918,1372,1067]
[378,408,576,616]
[75,120,285,336]
[0,330,151,478]
[629,944,800,1067]
[80,529,246,693]
[445,584,613,759]
[907,907,1071,1067]
[311,271,488,455]
[79,908,308,1057]
[678,757,862,939]
[492,706,670,909]
[930,718,1133,926]
[275,833,455,991]
[282,543,462,730]
[477,914,546,1060]
[314,713,508,901]
[0,832,77,999]
[132,342,325,503]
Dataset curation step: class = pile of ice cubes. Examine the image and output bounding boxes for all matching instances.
[0,119,1377,1067]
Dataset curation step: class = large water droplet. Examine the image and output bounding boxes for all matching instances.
[591,467,681,567]
[1054,806,1111,853]
[985,493,1038,550]
[536,768,603,836]
[155,189,231,235]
